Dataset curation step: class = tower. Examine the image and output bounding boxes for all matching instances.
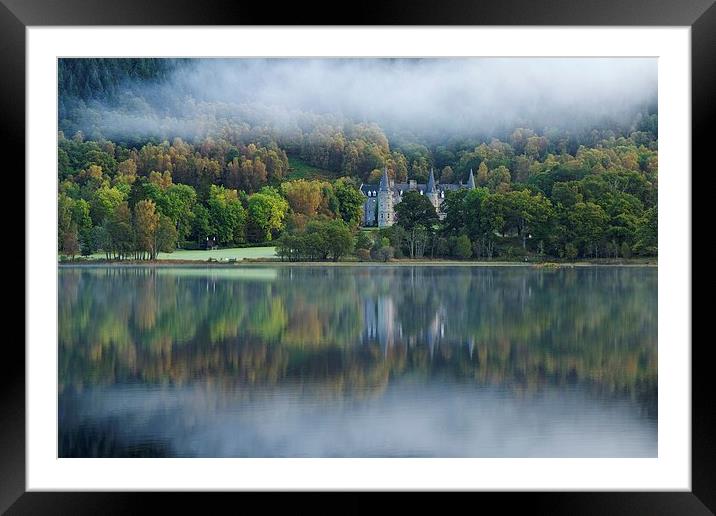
[377,167,393,227]
[426,168,439,210]
[467,168,476,189]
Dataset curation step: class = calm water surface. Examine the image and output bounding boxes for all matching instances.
[58,265,657,457]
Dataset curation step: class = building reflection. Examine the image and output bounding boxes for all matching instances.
[362,293,475,359]
[58,266,657,416]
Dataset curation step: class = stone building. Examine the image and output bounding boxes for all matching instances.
[360,167,476,227]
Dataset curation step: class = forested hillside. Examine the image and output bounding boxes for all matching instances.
[57,58,658,261]
[59,58,180,98]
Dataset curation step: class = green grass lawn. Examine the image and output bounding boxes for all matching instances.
[286,156,336,180]
[88,246,277,261]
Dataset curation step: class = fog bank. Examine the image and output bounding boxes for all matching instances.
[62,58,658,141]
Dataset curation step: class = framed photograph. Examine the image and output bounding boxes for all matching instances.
[4,0,711,512]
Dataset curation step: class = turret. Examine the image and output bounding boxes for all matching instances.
[377,167,393,227]
[467,168,476,189]
[426,168,437,193]
[379,166,390,192]
[426,168,439,210]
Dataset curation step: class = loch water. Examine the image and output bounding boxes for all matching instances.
[58,265,657,457]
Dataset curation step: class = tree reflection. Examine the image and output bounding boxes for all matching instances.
[59,266,657,412]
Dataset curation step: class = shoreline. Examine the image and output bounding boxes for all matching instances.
[58,259,657,268]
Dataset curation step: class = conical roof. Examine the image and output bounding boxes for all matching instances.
[379,167,390,192]
[427,168,437,193]
[467,168,476,189]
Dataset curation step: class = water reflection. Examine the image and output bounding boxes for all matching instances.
[59,265,657,457]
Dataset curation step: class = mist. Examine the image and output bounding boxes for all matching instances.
[61,382,656,457]
[61,57,658,142]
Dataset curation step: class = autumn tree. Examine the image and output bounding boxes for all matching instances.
[440,166,455,184]
[116,158,138,183]
[281,180,324,217]
[107,202,134,260]
[61,224,80,259]
[134,199,160,259]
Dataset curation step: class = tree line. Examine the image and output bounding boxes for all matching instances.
[59,267,656,403]
[58,110,657,261]
[361,183,656,262]
[58,131,364,259]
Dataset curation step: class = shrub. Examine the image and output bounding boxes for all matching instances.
[435,237,450,257]
[563,243,578,260]
[355,231,373,251]
[378,245,394,262]
[274,218,354,261]
[620,242,632,259]
[356,248,371,262]
[455,235,473,259]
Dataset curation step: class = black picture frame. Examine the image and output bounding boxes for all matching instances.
[3,0,711,512]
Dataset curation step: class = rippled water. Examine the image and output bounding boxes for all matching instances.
[58,265,657,457]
